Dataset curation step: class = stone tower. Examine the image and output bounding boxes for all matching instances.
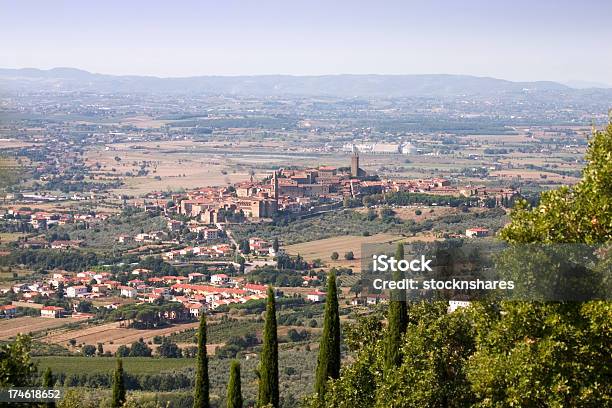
[272,170,279,200]
[351,150,360,178]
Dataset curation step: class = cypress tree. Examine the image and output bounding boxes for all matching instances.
[227,360,243,408]
[272,237,279,253]
[257,286,279,407]
[42,367,55,408]
[385,243,408,370]
[314,270,341,400]
[111,358,126,408]
[193,313,210,408]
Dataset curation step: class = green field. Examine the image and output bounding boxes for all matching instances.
[0,232,28,243]
[34,356,195,375]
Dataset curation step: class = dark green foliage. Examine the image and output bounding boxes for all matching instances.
[314,271,341,400]
[115,345,130,357]
[247,266,304,286]
[257,286,279,407]
[227,360,243,408]
[239,239,250,254]
[216,333,259,359]
[193,313,210,408]
[385,243,408,370]
[81,344,96,356]
[111,358,126,408]
[41,367,56,408]
[129,339,152,357]
[275,253,308,270]
[272,238,279,253]
[157,339,183,358]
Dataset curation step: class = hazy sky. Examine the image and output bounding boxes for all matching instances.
[2,0,611,83]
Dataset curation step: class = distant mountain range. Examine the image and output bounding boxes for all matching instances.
[1,67,611,98]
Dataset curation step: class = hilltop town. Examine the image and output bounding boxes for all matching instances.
[0,84,604,405]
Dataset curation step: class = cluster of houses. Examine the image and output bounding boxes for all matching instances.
[117,218,223,246]
[1,269,278,319]
[161,244,233,260]
[0,208,110,231]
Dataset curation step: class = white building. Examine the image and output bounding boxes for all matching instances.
[66,285,88,298]
[448,300,471,313]
[210,274,230,285]
[306,291,327,302]
[118,286,138,298]
[41,306,64,318]
[465,228,489,238]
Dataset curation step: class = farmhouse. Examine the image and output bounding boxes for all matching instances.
[185,302,206,317]
[41,306,64,318]
[307,291,327,302]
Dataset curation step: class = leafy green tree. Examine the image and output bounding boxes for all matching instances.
[330,252,339,261]
[239,239,250,254]
[41,367,56,408]
[157,339,182,358]
[467,301,612,407]
[115,345,130,357]
[482,121,612,406]
[81,344,96,356]
[111,358,126,408]
[500,122,612,244]
[314,271,341,400]
[377,302,476,407]
[227,360,243,408]
[257,286,279,407]
[385,243,408,370]
[0,334,36,387]
[193,313,210,408]
[129,339,152,357]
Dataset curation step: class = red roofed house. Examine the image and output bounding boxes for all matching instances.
[210,274,230,285]
[0,304,17,317]
[307,291,327,302]
[244,283,267,294]
[41,306,64,318]
[185,302,206,317]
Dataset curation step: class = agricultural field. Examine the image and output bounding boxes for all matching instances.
[34,356,195,376]
[0,232,28,242]
[285,233,403,268]
[0,316,81,340]
[34,347,319,406]
[41,321,202,353]
[0,266,34,281]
